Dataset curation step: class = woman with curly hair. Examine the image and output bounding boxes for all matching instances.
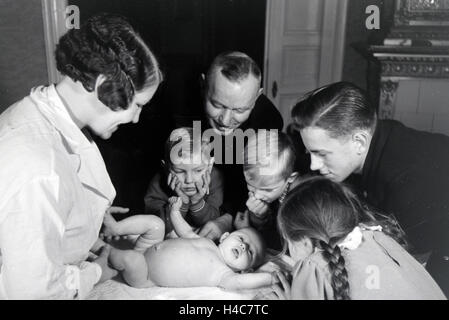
[0,13,162,299]
[269,177,445,300]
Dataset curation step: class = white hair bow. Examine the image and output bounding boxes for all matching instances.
[337,225,382,251]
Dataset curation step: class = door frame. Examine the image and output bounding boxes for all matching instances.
[41,0,68,84]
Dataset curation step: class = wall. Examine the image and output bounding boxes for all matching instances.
[342,0,394,107]
[0,0,48,112]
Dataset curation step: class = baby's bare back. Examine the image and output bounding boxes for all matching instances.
[144,237,230,287]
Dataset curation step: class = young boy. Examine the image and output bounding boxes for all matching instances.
[235,132,302,250]
[102,197,277,290]
[144,127,223,236]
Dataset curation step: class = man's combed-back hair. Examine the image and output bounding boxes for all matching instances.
[55,13,162,111]
[206,51,261,84]
[277,176,408,300]
[291,82,377,138]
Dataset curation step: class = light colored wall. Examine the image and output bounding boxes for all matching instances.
[394,79,449,136]
[0,0,48,113]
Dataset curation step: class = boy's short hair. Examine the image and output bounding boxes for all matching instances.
[243,131,296,182]
[164,127,212,167]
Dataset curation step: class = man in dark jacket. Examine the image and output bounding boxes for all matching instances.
[292,81,449,297]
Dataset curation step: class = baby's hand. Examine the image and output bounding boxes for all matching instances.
[168,196,183,213]
[271,271,281,285]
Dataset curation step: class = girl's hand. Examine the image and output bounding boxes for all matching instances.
[257,272,291,300]
[168,172,190,205]
[190,170,210,205]
[246,193,269,218]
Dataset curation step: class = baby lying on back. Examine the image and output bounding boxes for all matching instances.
[102,197,277,290]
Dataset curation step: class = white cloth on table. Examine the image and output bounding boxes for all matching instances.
[0,85,115,299]
[87,249,293,300]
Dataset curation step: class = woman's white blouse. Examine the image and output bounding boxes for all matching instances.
[0,85,116,299]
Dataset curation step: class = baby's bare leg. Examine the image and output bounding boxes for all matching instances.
[109,247,154,288]
[104,214,165,252]
[133,215,165,252]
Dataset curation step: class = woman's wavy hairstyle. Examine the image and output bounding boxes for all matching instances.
[277,176,408,300]
[55,13,162,111]
[291,82,377,138]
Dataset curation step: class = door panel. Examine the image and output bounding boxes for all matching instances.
[264,0,348,130]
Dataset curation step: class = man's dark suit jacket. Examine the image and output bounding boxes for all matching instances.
[359,119,449,294]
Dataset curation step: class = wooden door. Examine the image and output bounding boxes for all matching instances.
[264,0,348,130]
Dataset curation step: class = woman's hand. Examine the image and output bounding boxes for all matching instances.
[168,173,190,205]
[190,170,210,205]
[100,206,130,242]
[93,245,118,283]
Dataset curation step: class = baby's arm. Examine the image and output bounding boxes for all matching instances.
[169,197,200,239]
[218,270,276,291]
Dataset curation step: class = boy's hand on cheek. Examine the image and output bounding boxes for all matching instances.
[190,171,211,205]
[246,195,269,218]
[168,173,190,205]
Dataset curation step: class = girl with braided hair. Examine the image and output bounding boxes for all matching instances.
[269,176,445,300]
[0,13,162,299]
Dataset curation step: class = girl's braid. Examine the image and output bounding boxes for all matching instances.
[317,239,350,300]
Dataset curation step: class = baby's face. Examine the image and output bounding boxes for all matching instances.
[170,155,210,196]
[245,173,289,204]
[218,228,265,271]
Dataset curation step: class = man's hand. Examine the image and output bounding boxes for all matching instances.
[93,245,118,283]
[246,193,269,219]
[168,173,190,205]
[190,170,211,205]
[234,211,250,230]
[198,213,233,241]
